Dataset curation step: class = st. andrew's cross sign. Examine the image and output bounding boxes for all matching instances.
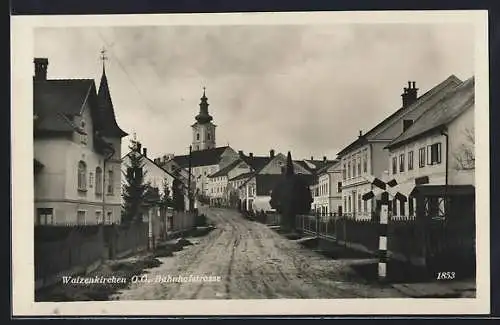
[361,174,409,281]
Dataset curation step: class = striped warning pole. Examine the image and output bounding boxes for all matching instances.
[378,191,390,281]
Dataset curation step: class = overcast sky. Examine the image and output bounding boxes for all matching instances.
[34,23,474,160]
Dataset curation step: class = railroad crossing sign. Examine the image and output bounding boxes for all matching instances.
[360,173,408,282]
[361,174,408,203]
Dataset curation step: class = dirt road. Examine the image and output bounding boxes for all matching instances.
[113,207,405,300]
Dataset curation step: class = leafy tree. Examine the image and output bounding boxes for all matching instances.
[121,141,149,224]
[270,151,313,232]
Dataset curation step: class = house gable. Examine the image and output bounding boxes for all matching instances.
[258,153,312,175]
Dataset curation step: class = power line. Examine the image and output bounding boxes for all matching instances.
[97,30,158,114]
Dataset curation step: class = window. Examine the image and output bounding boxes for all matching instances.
[196,133,200,140]
[399,200,405,217]
[358,194,362,212]
[77,210,86,225]
[352,161,356,177]
[348,196,351,213]
[95,167,103,194]
[80,120,87,144]
[106,212,112,224]
[347,162,351,178]
[409,198,415,216]
[428,143,442,165]
[344,197,347,212]
[337,182,342,193]
[408,151,414,170]
[89,172,94,188]
[399,154,405,172]
[363,198,368,213]
[392,156,398,174]
[342,164,346,180]
[363,153,368,173]
[207,133,211,140]
[77,161,87,191]
[37,208,54,225]
[419,147,426,168]
[107,170,114,194]
[95,211,102,224]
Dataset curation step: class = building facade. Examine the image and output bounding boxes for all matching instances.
[385,77,475,218]
[311,160,342,218]
[337,76,463,220]
[34,58,128,226]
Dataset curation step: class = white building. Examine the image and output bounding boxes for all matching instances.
[122,142,189,208]
[311,160,342,217]
[385,77,475,218]
[337,76,463,220]
[34,57,128,226]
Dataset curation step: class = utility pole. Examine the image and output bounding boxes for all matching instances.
[188,145,193,212]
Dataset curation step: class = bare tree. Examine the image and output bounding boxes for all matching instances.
[454,127,475,170]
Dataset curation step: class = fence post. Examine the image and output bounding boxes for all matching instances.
[378,192,389,281]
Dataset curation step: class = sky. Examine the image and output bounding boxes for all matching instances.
[34,23,474,161]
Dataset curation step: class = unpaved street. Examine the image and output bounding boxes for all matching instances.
[113,207,405,299]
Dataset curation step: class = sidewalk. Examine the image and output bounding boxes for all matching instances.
[390,279,476,298]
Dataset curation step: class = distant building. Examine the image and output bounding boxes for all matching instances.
[311,160,342,218]
[156,88,239,197]
[238,152,315,212]
[121,141,190,211]
[385,77,475,218]
[337,75,463,220]
[34,57,128,226]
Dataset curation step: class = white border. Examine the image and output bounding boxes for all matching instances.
[11,10,490,316]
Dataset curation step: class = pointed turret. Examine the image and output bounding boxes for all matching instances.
[96,49,128,138]
[195,87,213,124]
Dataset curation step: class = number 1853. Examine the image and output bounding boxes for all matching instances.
[437,272,456,280]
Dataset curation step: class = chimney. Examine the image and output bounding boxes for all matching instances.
[142,147,147,157]
[34,58,49,81]
[270,149,275,158]
[310,156,314,161]
[359,130,363,138]
[238,150,244,156]
[401,80,418,107]
[163,155,168,163]
[136,142,142,153]
[323,156,327,162]
[249,152,253,158]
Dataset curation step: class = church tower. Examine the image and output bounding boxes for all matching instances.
[191,87,216,151]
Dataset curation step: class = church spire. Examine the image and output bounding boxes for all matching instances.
[195,86,213,124]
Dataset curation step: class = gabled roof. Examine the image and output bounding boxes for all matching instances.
[255,174,315,196]
[387,77,474,150]
[316,159,340,175]
[33,67,128,138]
[229,171,255,182]
[337,75,462,156]
[122,150,187,188]
[173,146,230,168]
[240,154,272,172]
[208,158,243,178]
[34,79,96,133]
